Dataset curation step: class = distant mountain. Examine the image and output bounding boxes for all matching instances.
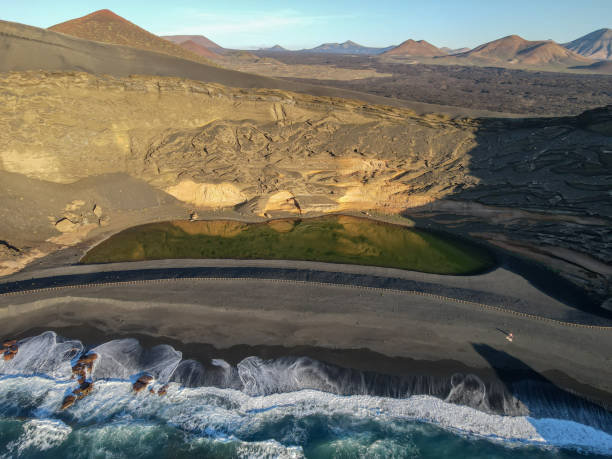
[564,28,612,60]
[304,40,394,55]
[440,47,470,55]
[163,35,223,51]
[261,45,288,52]
[178,40,222,60]
[454,35,593,66]
[383,39,446,57]
[48,10,211,64]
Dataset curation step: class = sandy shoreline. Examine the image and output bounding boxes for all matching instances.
[1,262,611,408]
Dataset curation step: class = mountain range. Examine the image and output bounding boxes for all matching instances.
[41,9,611,71]
[302,40,395,55]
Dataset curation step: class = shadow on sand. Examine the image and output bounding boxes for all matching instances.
[472,343,612,437]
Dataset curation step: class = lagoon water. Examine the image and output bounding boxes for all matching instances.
[1,332,611,458]
[81,215,495,275]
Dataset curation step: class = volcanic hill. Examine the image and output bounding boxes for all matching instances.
[564,28,612,60]
[383,39,446,57]
[454,34,593,66]
[163,34,224,51]
[48,9,211,64]
[263,45,288,52]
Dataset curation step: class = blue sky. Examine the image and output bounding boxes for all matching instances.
[2,0,610,50]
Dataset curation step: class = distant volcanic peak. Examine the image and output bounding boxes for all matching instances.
[163,35,223,50]
[49,9,139,29]
[49,10,211,64]
[564,28,612,60]
[517,41,592,64]
[80,9,127,21]
[383,38,445,57]
[49,9,152,42]
[461,34,593,65]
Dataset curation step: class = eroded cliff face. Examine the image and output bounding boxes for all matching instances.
[0,71,610,300]
[0,71,479,213]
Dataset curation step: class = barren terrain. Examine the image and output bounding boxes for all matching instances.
[0,70,610,306]
[256,52,612,115]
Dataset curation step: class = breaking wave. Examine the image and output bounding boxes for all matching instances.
[0,331,611,457]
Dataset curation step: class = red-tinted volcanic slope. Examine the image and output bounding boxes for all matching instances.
[49,9,211,64]
[383,39,446,57]
[178,40,222,60]
[164,35,223,51]
[455,35,593,66]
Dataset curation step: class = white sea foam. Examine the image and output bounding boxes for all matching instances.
[0,332,610,455]
[1,419,71,458]
[0,375,611,455]
[0,331,82,379]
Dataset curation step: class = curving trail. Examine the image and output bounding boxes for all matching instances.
[1,260,611,327]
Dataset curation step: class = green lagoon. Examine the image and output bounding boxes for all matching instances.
[81,215,495,275]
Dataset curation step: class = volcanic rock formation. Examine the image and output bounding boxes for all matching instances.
[0,71,610,301]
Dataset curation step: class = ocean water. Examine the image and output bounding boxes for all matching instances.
[1,331,611,458]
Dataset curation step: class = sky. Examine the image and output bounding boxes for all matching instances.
[2,0,610,50]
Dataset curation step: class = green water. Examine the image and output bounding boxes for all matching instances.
[82,215,494,275]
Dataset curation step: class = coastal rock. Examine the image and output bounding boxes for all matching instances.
[2,340,18,361]
[74,380,94,399]
[133,373,154,392]
[72,352,98,380]
[157,384,169,396]
[60,394,76,410]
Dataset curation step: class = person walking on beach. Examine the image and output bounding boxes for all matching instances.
[505,332,514,343]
